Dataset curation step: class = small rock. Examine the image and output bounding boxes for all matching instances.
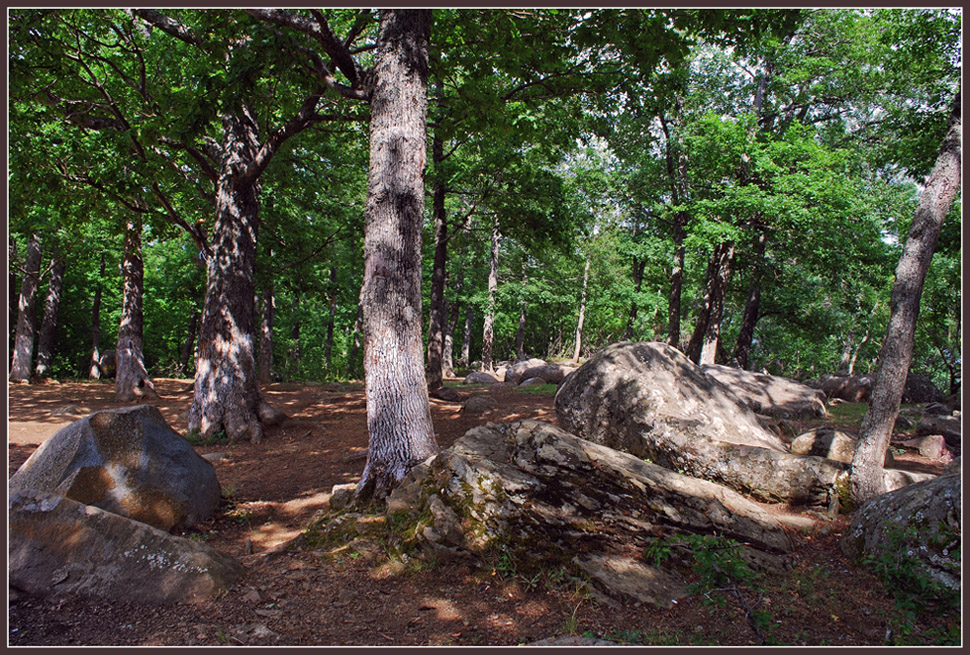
[202,452,229,462]
[430,386,462,402]
[462,395,497,414]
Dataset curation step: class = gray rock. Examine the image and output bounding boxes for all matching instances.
[842,473,960,593]
[430,386,462,402]
[897,435,954,462]
[504,358,551,385]
[791,427,893,466]
[507,359,576,386]
[462,395,497,414]
[701,364,827,419]
[9,488,243,604]
[917,415,961,449]
[902,372,944,404]
[394,420,793,607]
[818,374,873,403]
[463,371,500,385]
[519,376,548,386]
[8,405,221,531]
[943,456,961,475]
[554,341,847,505]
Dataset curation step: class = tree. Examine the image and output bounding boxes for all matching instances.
[34,256,67,378]
[9,234,42,382]
[115,218,158,401]
[355,9,439,501]
[850,91,961,505]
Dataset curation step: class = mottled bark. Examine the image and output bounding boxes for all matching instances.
[189,109,267,443]
[258,280,275,385]
[572,255,591,363]
[357,9,438,501]
[425,132,448,390]
[661,110,690,349]
[10,235,42,382]
[89,253,105,379]
[34,257,67,378]
[481,218,500,373]
[851,92,961,505]
[732,230,767,370]
[686,242,735,364]
[115,219,158,402]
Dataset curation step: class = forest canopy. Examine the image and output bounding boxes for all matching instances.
[7,8,962,393]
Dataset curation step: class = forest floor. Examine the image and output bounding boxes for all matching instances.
[7,377,958,647]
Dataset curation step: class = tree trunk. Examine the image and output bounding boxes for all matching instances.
[850,91,961,506]
[425,131,448,390]
[481,218,500,372]
[9,237,18,347]
[189,109,271,443]
[115,219,158,402]
[34,257,66,378]
[838,330,856,373]
[442,298,460,378]
[625,256,646,340]
[179,311,199,376]
[89,253,105,379]
[356,9,438,501]
[686,242,735,364]
[667,213,687,348]
[732,230,767,370]
[287,306,301,377]
[461,305,473,366]
[660,110,690,349]
[572,255,591,363]
[848,330,869,376]
[258,283,274,384]
[10,234,42,382]
[324,267,338,372]
[347,300,364,379]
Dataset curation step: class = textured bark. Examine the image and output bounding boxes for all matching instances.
[661,110,690,349]
[461,305,473,366]
[732,230,767,370]
[115,220,158,402]
[572,256,591,362]
[356,9,438,501]
[34,257,66,378]
[515,298,527,361]
[9,238,18,342]
[10,234,42,382]
[89,253,106,379]
[851,92,961,505]
[258,280,275,385]
[426,133,448,390]
[667,215,687,348]
[481,218,500,372]
[686,242,735,364]
[189,109,266,443]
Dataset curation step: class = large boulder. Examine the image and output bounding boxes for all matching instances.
[841,473,960,594]
[817,374,873,403]
[464,371,500,385]
[554,342,924,505]
[902,372,945,404]
[701,364,827,419]
[387,420,794,607]
[504,358,550,385]
[9,488,243,604]
[8,405,220,532]
[917,415,961,450]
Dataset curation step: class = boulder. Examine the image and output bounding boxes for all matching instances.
[896,435,954,462]
[944,392,961,412]
[917,415,961,450]
[701,364,827,419]
[902,372,945,404]
[791,427,893,466]
[818,374,873,403]
[9,488,243,604]
[8,405,220,532]
[554,341,848,505]
[519,376,548,386]
[504,358,550,385]
[462,395,497,414]
[464,371,500,385]
[841,473,960,594]
[430,386,462,402]
[388,420,793,607]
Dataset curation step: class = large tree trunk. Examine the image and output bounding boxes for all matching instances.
[660,110,690,349]
[850,92,961,505]
[685,241,735,364]
[731,230,767,370]
[258,278,275,385]
[34,257,66,378]
[572,255,591,363]
[115,219,158,402]
[89,253,106,379]
[10,234,42,382]
[9,237,18,348]
[481,218,500,372]
[356,9,438,501]
[442,297,460,377]
[189,109,272,443]
[425,131,448,390]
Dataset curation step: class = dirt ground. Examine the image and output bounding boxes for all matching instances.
[6,377,955,646]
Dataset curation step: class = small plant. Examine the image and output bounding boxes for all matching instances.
[185,429,229,446]
[513,383,559,396]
